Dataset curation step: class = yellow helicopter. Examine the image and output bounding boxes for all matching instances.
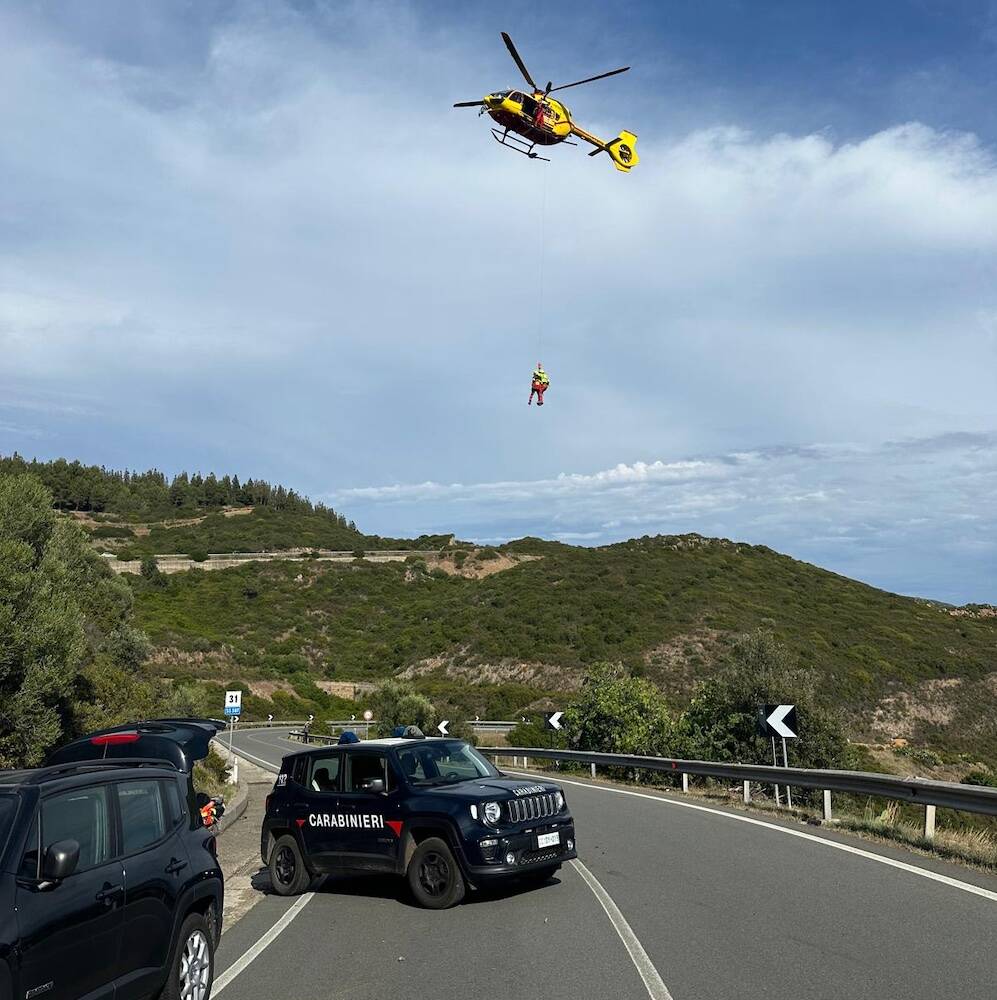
[454,32,639,172]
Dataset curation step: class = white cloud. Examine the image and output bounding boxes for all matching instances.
[332,434,997,603]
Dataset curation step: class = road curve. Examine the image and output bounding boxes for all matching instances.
[217,728,997,1000]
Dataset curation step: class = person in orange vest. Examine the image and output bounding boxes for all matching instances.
[529,362,550,406]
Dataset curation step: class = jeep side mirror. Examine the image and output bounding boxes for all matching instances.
[42,839,80,883]
[361,778,385,793]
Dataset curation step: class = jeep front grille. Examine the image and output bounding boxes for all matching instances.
[505,793,558,824]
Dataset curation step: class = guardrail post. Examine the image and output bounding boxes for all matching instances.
[743,780,751,804]
[590,763,596,779]
[923,804,936,841]
[681,773,689,793]
[823,790,832,821]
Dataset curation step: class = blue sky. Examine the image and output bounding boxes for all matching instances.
[1,0,995,602]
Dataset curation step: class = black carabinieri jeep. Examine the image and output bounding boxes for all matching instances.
[261,732,577,908]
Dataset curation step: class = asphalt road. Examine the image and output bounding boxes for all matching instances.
[217,727,997,1000]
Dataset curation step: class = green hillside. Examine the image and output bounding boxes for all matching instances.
[131,534,997,756]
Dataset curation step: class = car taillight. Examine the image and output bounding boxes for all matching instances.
[91,732,140,745]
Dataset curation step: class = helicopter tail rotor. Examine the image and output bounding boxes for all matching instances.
[587,130,639,171]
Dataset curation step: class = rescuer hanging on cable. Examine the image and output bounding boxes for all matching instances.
[529,362,550,406]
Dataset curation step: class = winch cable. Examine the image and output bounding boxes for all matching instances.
[536,158,549,361]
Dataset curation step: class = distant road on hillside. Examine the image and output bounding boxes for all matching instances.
[107,549,438,574]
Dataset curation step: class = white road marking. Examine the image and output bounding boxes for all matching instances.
[511,771,997,904]
[213,893,314,995]
[570,859,674,1000]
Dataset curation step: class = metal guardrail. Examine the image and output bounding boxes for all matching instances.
[480,747,997,838]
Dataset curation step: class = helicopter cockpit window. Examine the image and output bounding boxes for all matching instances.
[510,91,525,103]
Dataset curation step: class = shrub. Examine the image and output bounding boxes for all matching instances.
[188,549,209,562]
[565,663,676,757]
[961,769,997,788]
[892,745,943,768]
[368,680,436,736]
[104,625,152,669]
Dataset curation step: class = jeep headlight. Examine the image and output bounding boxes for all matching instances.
[482,801,502,825]
[554,791,565,811]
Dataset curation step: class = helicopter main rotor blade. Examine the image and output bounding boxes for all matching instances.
[549,66,630,92]
[501,32,538,90]
[453,101,486,107]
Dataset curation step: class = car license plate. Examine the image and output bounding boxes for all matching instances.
[536,831,560,849]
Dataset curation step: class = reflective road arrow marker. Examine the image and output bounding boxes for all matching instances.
[546,711,564,731]
[437,720,450,737]
[766,705,798,739]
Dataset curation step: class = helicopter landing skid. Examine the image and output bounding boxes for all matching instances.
[490,128,551,162]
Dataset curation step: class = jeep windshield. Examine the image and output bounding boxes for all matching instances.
[398,741,499,786]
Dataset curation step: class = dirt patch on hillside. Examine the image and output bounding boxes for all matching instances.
[429,551,541,579]
[146,646,237,673]
[247,680,295,699]
[642,626,729,700]
[397,656,582,691]
[869,672,997,748]
[871,678,964,739]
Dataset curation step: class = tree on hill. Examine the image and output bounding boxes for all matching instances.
[0,452,354,525]
[0,472,208,766]
[565,664,678,758]
[678,629,847,770]
[368,680,436,737]
[0,474,149,765]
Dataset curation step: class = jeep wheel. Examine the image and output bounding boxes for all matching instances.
[269,834,311,896]
[159,912,214,1000]
[407,837,466,909]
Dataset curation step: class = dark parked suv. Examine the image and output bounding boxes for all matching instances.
[262,730,577,908]
[0,720,226,1000]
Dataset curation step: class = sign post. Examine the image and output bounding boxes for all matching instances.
[224,690,242,785]
[758,704,798,808]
